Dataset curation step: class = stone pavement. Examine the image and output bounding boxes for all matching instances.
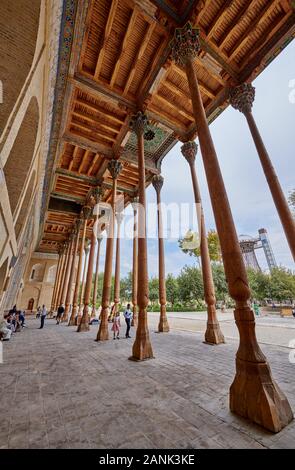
[0,317,295,449]
[148,311,295,348]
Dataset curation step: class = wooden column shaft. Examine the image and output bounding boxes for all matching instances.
[245,111,295,261]
[72,219,87,316]
[78,214,98,331]
[51,254,62,310]
[91,237,102,317]
[55,251,66,308]
[129,112,153,360]
[184,56,292,431]
[64,229,80,320]
[131,207,138,327]
[59,242,71,305]
[114,219,122,308]
[156,190,166,306]
[96,180,116,341]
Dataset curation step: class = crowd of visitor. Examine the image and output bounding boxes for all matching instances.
[0,305,26,341]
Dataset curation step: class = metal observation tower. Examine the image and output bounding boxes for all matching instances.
[239,228,277,271]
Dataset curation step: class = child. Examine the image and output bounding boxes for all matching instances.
[111,310,121,340]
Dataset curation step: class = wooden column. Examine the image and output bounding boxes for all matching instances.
[91,235,102,319]
[230,83,295,261]
[152,175,169,333]
[113,212,123,315]
[61,232,75,321]
[59,237,73,308]
[131,197,138,327]
[77,240,90,326]
[181,141,225,345]
[50,247,63,314]
[129,111,154,361]
[55,242,68,309]
[96,160,122,341]
[170,22,292,432]
[69,208,90,326]
[78,187,104,332]
[64,219,82,323]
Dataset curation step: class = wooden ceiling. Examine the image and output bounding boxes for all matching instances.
[39,0,295,252]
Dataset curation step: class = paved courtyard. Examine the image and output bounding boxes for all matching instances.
[0,313,295,449]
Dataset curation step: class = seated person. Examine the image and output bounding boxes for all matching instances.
[0,315,12,341]
[14,312,22,332]
[19,310,26,327]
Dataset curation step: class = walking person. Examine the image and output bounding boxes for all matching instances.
[39,305,47,329]
[36,306,41,319]
[56,304,64,325]
[111,311,121,340]
[123,303,132,339]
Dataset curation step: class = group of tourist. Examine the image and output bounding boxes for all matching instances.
[111,303,133,339]
[0,305,26,341]
[52,301,134,339]
[1,301,134,340]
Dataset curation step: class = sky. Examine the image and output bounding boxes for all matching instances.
[97,40,295,278]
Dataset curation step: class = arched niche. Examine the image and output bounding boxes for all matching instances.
[0,0,41,132]
[30,263,45,283]
[14,170,36,241]
[47,265,57,283]
[4,97,39,215]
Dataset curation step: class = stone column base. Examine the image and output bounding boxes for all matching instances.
[157,305,169,332]
[77,313,89,332]
[230,358,293,432]
[158,319,170,332]
[204,322,225,345]
[96,307,109,341]
[130,329,154,361]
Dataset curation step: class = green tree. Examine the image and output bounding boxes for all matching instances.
[120,271,132,302]
[148,277,159,305]
[211,263,228,301]
[268,267,295,302]
[166,273,179,307]
[177,265,204,304]
[246,268,271,301]
[178,229,221,263]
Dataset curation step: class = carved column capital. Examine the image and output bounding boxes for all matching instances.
[131,196,139,212]
[91,185,105,205]
[84,238,91,255]
[108,159,122,180]
[229,83,255,114]
[129,111,149,136]
[82,204,92,220]
[181,141,198,166]
[152,174,164,195]
[170,22,200,66]
[75,218,83,232]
